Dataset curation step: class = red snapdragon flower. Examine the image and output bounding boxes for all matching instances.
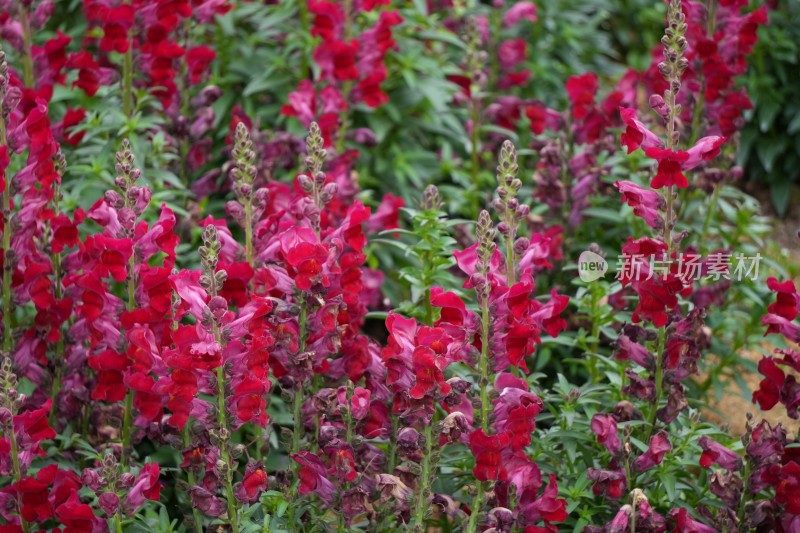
[54,490,104,532]
[292,451,336,504]
[503,1,538,27]
[643,147,690,189]
[698,436,743,471]
[671,508,717,533]
[125,463,161,514]
[619,107,663,154]
[186,46,216,84]
[587,468,627,499]
[615,180,665,229]
[493,373,543,450]
[565,73,598,121]
[591,414,621,455]
[634,430,671,471]
[235,463,268,503]
[99,4,135,53]
[470,429,511,481]
[279,227,332,290]
[775,461,800,515]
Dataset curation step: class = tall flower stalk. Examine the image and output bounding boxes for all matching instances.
[227,123,257,284]
[465,209,496,533]
[645,0,688,437]
[0,358,29,533]
[114,139,146,467]
[465,18,488,207]
[1,47,12,357]
[199,224,240,533]
[493,141,525,287]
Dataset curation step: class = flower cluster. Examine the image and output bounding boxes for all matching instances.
[753,277,800,419]
[281,1,403,147]
[0,1,791,532]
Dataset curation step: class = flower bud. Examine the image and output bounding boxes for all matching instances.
[104,190,123,208]
[98,492,120,516]
[397,427,420,454]
[118,473,135,489]
[225,201,245,225]
[208,296,228,319]
[81,469,103,491]
[513,237,529,255]
[254,187,269,207]
[118,208,136,230]
[297,174,314,193]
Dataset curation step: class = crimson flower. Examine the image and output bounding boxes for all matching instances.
[591,414,621,455]
[186,46,216,84]
[520,474,568,525]
[615,180,665,229]
[235,463,268,503]
[619,107,662,154]
[292,452,336,503]
[279,226,331,290]
[684,136,727,169]
[634,430,671,471]
[124,463,161,514]
[698,436,742,471]
[565,73,598,121]
[775,461,800,515]
[766,277,799,322]
[470,429,511,481]
[643,147,690,189]
[503,1,538,27]
[54,490,104,533]
[671,508,717,533]
[587,468,627,499]
[99,4,135,53]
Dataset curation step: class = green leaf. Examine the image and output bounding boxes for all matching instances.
[770,180,792,217]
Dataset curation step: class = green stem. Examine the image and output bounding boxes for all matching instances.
[334,0,353,154]
[478,299,490,432]
[505,234,515,288]
[645,327,665,442]
[665,185,674,252]
[335,81,353,154]
[424,288,433,326]
[387,415,398,472]
[120,253,136,468]
[19,5,33,88]
[121,390,133,465]
[214,323,240,533]
[244,198,254,290]
[8,420,30,533]
[465,482,484,533]
[297,0,311,78]
[736,460,751,530]
[216,366,240,533]
[466,298,491,533]
[689,91,705,146]
[469,97,481,209]
[115,513,124,533]
[48,190,64,426]
[2,114,12,355]
[699,185,721,251]
[291,301,308,454]
[183,426,204,533]
[487,10,501,88]
[122,29,134,118]
[588,284,600,382]
[411,413,436,529]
